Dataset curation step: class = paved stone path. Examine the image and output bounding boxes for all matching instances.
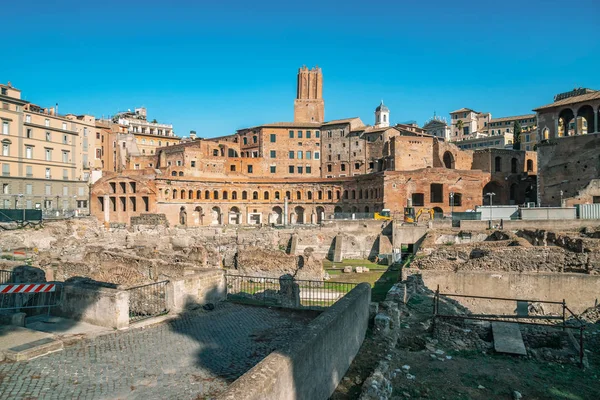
[0,303,313,399]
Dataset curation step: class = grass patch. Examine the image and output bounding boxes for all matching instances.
[322,258,384,269]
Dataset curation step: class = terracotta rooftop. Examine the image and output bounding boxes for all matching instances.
[533,91,600,111]
[490,114,536,123]
[450,107,477,114]
[321,117,362,126]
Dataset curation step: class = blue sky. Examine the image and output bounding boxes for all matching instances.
[2,0,599,137]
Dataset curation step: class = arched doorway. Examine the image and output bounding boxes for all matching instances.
[511,158,518,173]
[509,184,518,204]
[229,206,241,225]
[179,206,187,226]
[334,206,342,219]
[271,206,283,225]
[294,206,305,224]
[443,151,455,169]
[432,207,444,219]
[211,206,220,225]
[316,206,325,223]
[482,182,503,205]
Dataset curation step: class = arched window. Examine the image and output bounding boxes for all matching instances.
[171,171,177,176]
[327,190,332,200]
[205,190,210,199]
[242,191,248,200]
[296,191,302,200]
[213,190,219,200]
[253,135,257,143]
[285,191,291,199]
[351,190,356,199]
[188,190,193,200]
[359,189,363,199]
[173,190,177,199]
[307,191,312,200]
[252,191,258,200]
[196,190,201,199]
[180,190,186,200]
[526,159,533,172]
[223,191,228,200]
[243,137,248,145]
[343,190,348,199]
[232,191,237,200]
[275,191,280,200]
[336,190,340,200]
[318,190,323,200]
[178,171,184,176]
[264,191,269,200]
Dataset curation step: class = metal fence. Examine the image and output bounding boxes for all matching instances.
[0,269,15,284]
[0,282,64,313]
[432,287,586,367]
[0,209,42,223]
[126,280,169,323]
[225,274,357,310]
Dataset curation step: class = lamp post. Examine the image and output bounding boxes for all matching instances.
[560,190,563,207]
[450,192,455,218]
[485,192,496,226]
[18,194,24,226]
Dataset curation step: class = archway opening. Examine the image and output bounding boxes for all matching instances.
[443,151,455,169]
[294,206,305,224]
[577,105,594,134]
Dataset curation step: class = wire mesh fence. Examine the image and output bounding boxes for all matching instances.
[126,280,169,323]
[225,274,358,310]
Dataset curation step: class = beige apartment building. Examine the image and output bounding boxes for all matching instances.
[449,108,491,141]
[487,114,537,150]
[0,82,93,213]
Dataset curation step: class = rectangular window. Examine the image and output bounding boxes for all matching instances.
[306,131,311,139]
[45,168,51,179]
[298,130,303,138]
[314,151,320,160]
[45,149,52,161]
[315,131,320,138]
[2,143,8,156]
[63,134,68,144]
[63,169,68,180]
[247,165,253,173]
[270,166,276,173]
[525,134,530,142]
[306,166,311,174]
[270,134,276,143]
[297,151,303,159]
[45,119,50,127]
[191,161,196,167]
[25,115,31,123]
[63,186,68,196]
[26,128,32,138]
[95,148,101,159]
[297,166,303,174]
[288,151,294,159]
[26,165,32,177]
[78,187,85,196]
[2,121,8,135]
[289,130,294,138]
[306,151,311,160]
[2,183,8,194]
[62,151,68,163]
[26,184,33,195]
[288,165,294,174]
[62,122,67,130]
[46,132,51,141]
[45,185,51,195]
[270,150,276,158]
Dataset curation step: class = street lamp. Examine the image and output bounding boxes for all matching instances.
[560,190,563,207]
[18,194,24,226]
[450,192,455,218]
[485,192,496,226]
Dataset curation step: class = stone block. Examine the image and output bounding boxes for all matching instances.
[343,266,352,273]
[355,266,364,273]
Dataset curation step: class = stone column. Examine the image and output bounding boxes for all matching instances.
[554,117,559,139]
[573,110,578,135]
[103,195,110,224]
[594,106,599,134]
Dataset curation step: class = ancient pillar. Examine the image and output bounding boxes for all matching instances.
[594,107,598,133]
[103,195,110,224]
[284,197,289,226]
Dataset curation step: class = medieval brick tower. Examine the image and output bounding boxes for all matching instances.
[294,66,324,123]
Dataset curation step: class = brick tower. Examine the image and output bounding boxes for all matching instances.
[294,66,324,123]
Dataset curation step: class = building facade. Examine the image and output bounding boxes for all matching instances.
[0,83,92,213]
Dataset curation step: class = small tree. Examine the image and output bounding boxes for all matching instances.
[456,120,464,137]
[513,121,522,150]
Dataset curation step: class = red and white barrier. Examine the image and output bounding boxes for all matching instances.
[0,283,56,294]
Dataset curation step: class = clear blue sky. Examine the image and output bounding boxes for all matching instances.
[2,0,599,137]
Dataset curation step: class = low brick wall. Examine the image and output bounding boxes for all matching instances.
[168,269,226,311]
[217,283,371,400]
[53,283,129,329]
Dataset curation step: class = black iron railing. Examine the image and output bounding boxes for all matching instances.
[126,280,169,323]
[432,286,586,367]
[225,274,357,310]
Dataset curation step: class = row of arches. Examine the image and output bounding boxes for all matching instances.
[541,104,599,140]
[493,157,534,173]
[162,187,384,202]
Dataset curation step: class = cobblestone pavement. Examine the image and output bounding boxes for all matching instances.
[0,303,314,399]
